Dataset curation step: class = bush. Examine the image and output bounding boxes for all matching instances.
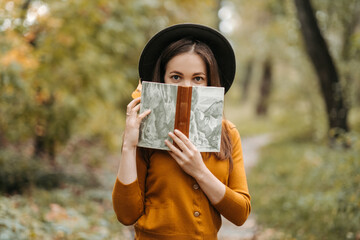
[0,150,40,194]
[249,133,360,240]
[0,149,100,194]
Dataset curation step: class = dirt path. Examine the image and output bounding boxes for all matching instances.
[218,134,272,240]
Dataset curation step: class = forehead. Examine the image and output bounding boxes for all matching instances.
[166,53,206,71]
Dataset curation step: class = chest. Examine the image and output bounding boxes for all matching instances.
[146,151,230,188]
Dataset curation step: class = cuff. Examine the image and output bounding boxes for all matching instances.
[112,177,141,199]
[213,186,251,226]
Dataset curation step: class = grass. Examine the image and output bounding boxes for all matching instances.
[224,97,360,239]
[248,130,360,240]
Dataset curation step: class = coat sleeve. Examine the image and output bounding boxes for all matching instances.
[112,147,148,225]
[213,122,251,226]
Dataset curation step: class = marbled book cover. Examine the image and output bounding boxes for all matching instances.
[138,82,224,152]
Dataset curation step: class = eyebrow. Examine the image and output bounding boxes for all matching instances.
[169,71,206,76]
[169,71,183,75]
[193,72,206,76]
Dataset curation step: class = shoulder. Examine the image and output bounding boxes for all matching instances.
[222,119,242,147]
[222,120,244,164]
[222,119,239,136]
[222,119,236,129]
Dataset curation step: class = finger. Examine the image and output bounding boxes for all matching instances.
[167,150,182,164]
[165,139,184,156]
[133,104,141,112]
[126,97,141,112]
[130,97,141,105]
[168,132,191,155]
[126,99,142,117]
[173,129,196,151]
[138,109,151,120]
[165,143,187,167]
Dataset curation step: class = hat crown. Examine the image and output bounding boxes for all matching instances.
[139,23,236,93]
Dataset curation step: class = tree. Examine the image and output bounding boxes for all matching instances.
[0,0,218,159]
[256,57,273,116]
[294,0,349,134]
[241,59,253,102]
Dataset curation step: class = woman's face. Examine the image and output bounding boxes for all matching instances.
[164,52,207,87]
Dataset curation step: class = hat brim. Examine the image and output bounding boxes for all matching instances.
[138,23,235,93]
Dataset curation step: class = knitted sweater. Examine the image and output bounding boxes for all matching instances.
[112,120,251,240]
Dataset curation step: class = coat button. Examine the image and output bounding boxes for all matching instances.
[193,183,199,190]
[194,211,200,217]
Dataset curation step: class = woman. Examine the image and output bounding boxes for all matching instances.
[112,23,251,240]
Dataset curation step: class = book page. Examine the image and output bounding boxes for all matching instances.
[189,86,224,152]
[138,82,177,150]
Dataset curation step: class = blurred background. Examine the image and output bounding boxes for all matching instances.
[0,0,359,239]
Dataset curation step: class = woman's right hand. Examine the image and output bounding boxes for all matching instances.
[123,97,151,149]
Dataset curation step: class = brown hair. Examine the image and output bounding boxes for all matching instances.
[145,38,233,170]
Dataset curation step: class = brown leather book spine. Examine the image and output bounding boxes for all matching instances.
[174,86,192,138]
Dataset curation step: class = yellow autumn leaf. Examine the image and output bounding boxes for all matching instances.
[131,80,142,99]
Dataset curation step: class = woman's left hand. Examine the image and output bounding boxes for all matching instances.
[165,129,207,178]
[165,129,226,204]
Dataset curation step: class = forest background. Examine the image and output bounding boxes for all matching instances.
[0,0,359,239]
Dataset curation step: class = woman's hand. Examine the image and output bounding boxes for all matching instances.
[165,129,207,178]
[165,129,226,204]
[123,97,151,149]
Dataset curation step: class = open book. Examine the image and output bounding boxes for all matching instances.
[138,81,224,152]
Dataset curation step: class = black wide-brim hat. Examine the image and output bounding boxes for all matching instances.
[138,23,236,93]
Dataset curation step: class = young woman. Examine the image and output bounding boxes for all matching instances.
[112,23,251,240]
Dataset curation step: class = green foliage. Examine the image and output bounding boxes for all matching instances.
[226,0,360,135]
[0,148,101,194]
[0,0,218,155]
[249,132,360,240]
[0,149,39,194]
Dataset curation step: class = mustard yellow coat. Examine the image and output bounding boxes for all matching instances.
[112,120,251,240]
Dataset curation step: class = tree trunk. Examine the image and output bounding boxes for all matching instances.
[241,59,253,101]
[0,127,6,148]
[34,128,46,157]
[294,0,349,132]
[34,88,56,162]
[256,58,273,116]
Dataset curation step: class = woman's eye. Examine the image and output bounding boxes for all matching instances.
[171,75,180,80]
[194,76,203,82]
